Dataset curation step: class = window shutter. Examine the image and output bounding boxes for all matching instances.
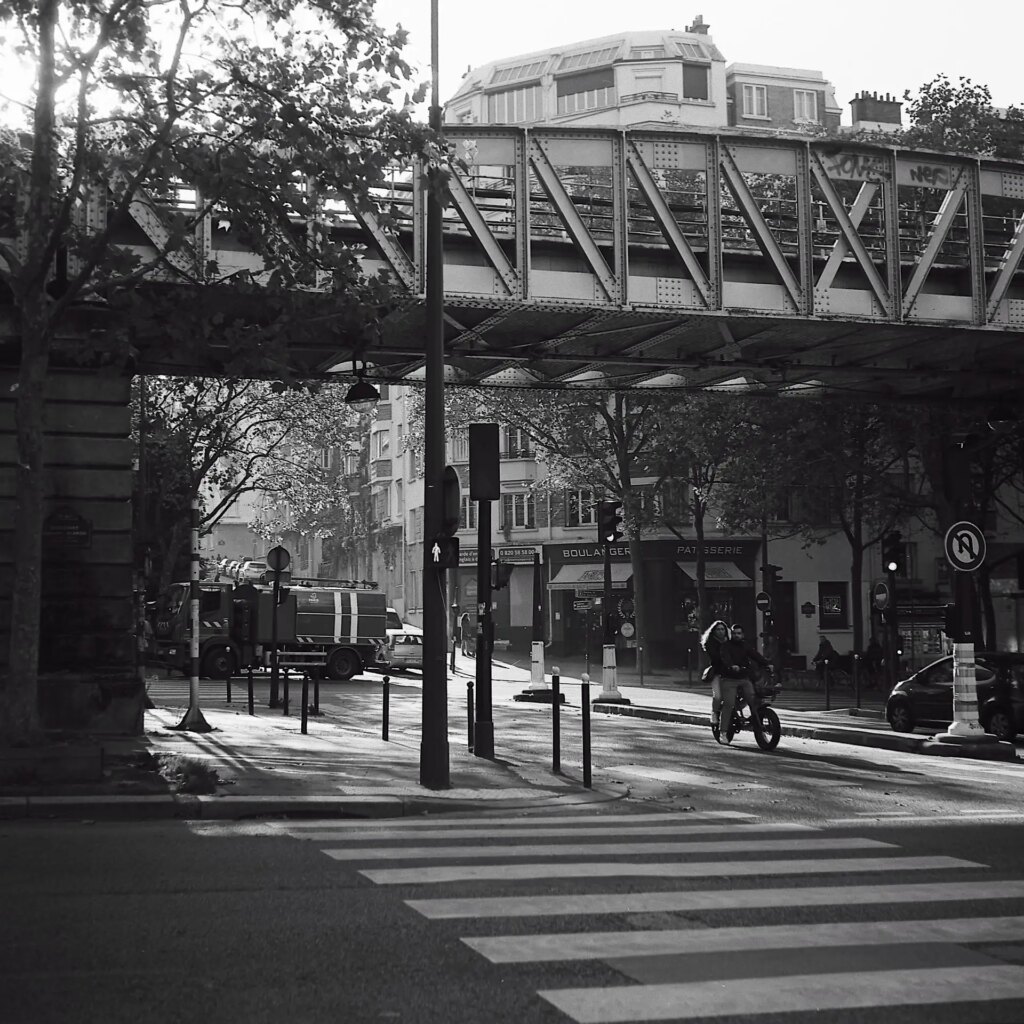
[501,493,513,530]
[526,493,536,529]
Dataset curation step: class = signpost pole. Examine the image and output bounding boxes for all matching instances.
[515,551,558,702]
[595,541,628,704]
[473,499,494,758]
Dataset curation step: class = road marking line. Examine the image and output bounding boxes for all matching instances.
[278,811,756,831]
[465,914,1024,963]
[361,854,980,885]
[294,823,818,842]
[325,837,892,862]
[406,878,1018,919]
[831,810,1024,825]
[538,964,1024,1023]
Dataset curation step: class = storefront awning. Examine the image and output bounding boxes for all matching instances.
[676,562,752,588]
[550,563,632,590]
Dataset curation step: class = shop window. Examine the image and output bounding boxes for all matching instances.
[817,581,848,629]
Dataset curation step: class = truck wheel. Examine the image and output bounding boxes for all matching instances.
[327,647,361,681]
[201,645,237,679]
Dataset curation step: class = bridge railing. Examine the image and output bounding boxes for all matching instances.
[3,125,1023,329]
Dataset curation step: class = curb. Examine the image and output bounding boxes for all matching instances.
[593,702,928,754]
[0,783,627,822]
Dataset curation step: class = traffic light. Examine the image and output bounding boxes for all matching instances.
[597,499,624,545]
[491,560,514,590]
[763,564,783,590]
[882,531,904,574]
[943,603,961,641]
[895,634,906,658]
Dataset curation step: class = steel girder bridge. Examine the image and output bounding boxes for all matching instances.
[5,124,1024,400]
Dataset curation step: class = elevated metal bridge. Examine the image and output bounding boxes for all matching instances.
[5,125,1024,399]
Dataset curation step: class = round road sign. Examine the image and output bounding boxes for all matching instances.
[755,591,772,612]
[266,544,291,572]
[872,581,890,610]
[944,521,986,572]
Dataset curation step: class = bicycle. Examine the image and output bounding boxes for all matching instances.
[711,674,783,751]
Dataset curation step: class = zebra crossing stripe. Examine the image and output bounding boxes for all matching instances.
[465,913,1024,963]
[325,837,892,862]
[538,964,1024,1023]
[407,878,1020,920]
[295,822,818,843]
[280,811,756,831]
[360,854,979,885]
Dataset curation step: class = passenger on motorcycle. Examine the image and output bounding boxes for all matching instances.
[699,619,760,744]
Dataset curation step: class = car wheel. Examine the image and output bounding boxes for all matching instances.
[886,700,915,733]
[200,645,237,680]
[327,647,361,681]
[986,707,1017,743]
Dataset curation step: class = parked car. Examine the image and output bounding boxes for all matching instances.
[388,631,423,671]
[240,559,270,582]
[885,652,1024,741]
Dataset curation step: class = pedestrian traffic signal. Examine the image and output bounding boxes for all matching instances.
[491,560,514,590]
[882,531,904,574]
[597,499,624,545]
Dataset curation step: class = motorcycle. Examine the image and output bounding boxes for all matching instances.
[711,672,782,751]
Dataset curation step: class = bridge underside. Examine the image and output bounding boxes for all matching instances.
[361,301,1024,400]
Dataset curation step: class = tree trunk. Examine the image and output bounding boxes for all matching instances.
[2,0,58,746]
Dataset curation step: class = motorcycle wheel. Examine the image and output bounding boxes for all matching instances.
[754,707,781,751]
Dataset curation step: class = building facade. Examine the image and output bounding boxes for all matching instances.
[444,19,840,134]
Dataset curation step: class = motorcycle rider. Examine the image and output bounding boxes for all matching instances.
[700,619,759,744]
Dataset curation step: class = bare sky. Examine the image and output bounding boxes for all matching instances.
[374,0,1023,119]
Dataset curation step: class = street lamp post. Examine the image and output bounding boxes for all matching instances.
[419,0,449,788]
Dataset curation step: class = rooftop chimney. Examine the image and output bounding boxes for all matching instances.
[850,90,903,131]
[686,14,710,34]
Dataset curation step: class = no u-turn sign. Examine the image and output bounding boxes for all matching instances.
[944,521,986,572]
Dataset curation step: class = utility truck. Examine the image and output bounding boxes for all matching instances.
[153,577,389,680]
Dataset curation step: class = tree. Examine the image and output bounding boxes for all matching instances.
[0,0,431,744]
[902,75,1024,159]
[137,377,365,596]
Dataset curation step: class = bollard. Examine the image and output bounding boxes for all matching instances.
[382,675,390,741]
[552,667,561,775]
[247,665,254,716]
[300,672,309,734]
[225,663,232,704]
[467,678,474,750]
[312,670,321,716]
[853,653,862,709]
[581,673,592,789]
[824,659,831,712]
[282,667,290,716]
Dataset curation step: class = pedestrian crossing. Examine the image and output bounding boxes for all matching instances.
[277,810,1024,1022]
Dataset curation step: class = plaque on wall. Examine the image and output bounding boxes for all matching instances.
[43,505,93,550]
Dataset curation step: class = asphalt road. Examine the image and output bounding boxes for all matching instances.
[10,669,1024,1023]
[5,810,1024,1023]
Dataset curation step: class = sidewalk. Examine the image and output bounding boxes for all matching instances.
[3,649,1016,822]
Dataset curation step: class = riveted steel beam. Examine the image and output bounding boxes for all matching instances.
[346,199,417,293]
[810,155,891,314]
[719,146,803,312]
[528,136,618,302]
[986,210,1024,321]
[902,170,969,318]
[625,139,712,307]
[446,169,519,297]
